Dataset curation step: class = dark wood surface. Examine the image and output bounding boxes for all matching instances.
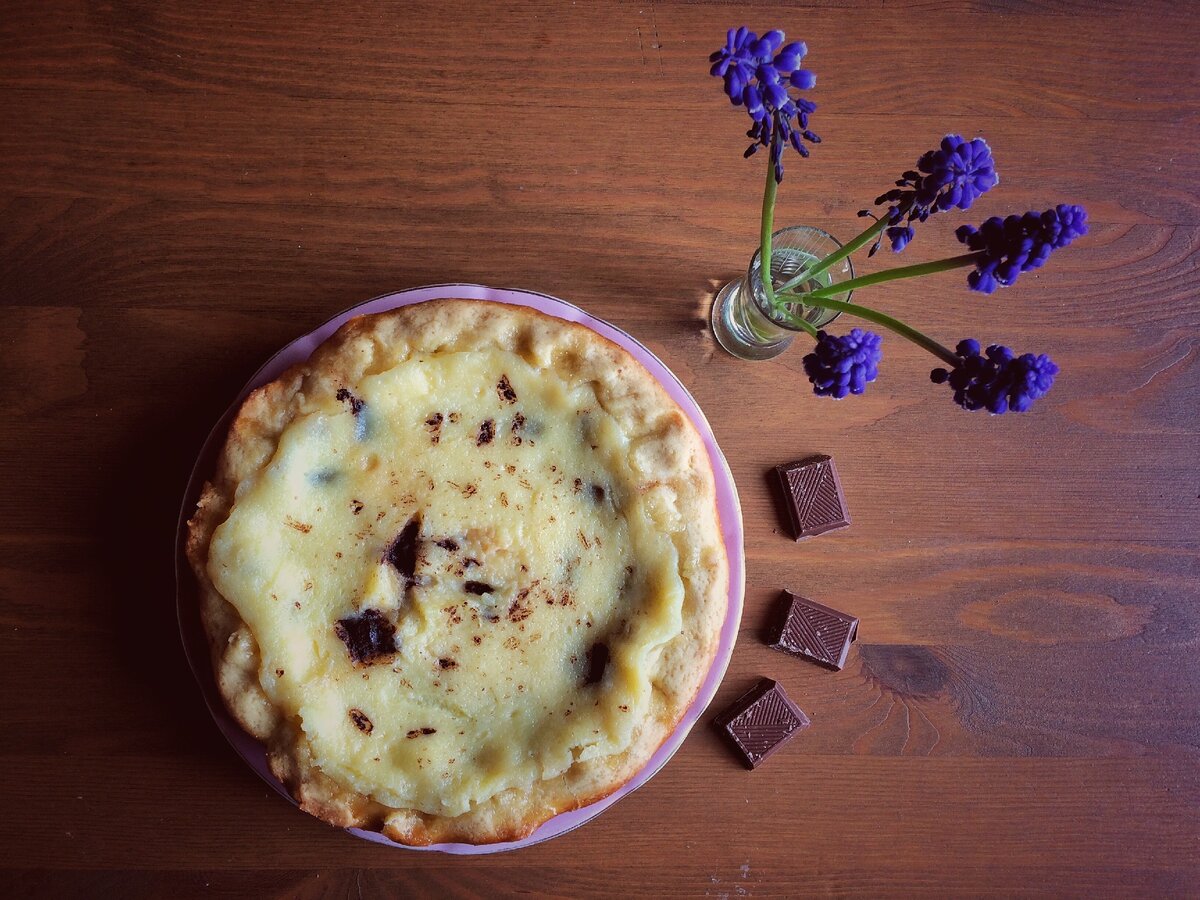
[2,1,1198,896]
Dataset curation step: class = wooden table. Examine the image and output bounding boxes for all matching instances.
[3,1,1197,896]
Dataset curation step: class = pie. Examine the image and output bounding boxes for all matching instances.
[186,298,728,845]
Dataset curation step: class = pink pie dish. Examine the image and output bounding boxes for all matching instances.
[175,284,746,853]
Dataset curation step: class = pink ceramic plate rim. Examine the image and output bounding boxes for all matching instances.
[175,284,746,854]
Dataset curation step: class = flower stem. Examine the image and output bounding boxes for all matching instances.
[759,131,780,305]
[805,253,981,300]
[779,292,960,367]
[777,216,890,294]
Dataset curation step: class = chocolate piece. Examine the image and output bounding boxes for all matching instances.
[335,387,364,416]
[463,580,493,595]
[715,678,810,769]
[584,642,609,685]
[336,388,369,439]
[334,609,398,665]
[769,591,859,671]
[775,455,850,540]
[406,727,437,738]
[384,517,421,587]
[477,419,495,445]
[348,708,373,734]
[424,412,443,444]
[497,374,518,403]
[435,538,459,552]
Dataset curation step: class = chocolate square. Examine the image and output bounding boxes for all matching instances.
[769,591,859,671]
[775,455,850,540]
[715,678,810,769]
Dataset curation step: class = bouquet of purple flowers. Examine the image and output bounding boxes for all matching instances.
[711,27,1087,414]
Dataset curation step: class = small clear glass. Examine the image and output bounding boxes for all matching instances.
[710,225,855,361]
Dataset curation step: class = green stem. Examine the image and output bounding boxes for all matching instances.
[759,133,780,305]
[789,314,820,338]
[805,253,981,300]
[777,216,890,294]
[779,292,959,368]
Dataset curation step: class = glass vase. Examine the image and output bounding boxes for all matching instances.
[710,225,855,361]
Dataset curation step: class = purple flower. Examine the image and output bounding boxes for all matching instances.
[873,135,999,254]
[915,135,999,212]
[956,204,1088,293]
[709,27,758,103]
[930,339,1059,413]
[803,328,883,398]
[710,27,819,181]
[886,224,914,252]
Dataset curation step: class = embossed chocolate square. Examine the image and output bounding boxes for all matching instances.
[769,590,859,671]
[715,678,810,769]
[775,454,850,540]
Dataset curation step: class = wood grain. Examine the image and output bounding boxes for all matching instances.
[1,0,1198,896]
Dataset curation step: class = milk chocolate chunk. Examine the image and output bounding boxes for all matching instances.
[334,609,398,665]
[775,454,850,540]
[715,679,810,769]
[769,591,859,671]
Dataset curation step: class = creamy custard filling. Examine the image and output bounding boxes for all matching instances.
[208,349,685,816]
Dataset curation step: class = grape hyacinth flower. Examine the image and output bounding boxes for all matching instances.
[802,328,883,398]
[873,135,999,253]
[956,204,1089,293]
[709,27,819,181]
[930,339,1059,413]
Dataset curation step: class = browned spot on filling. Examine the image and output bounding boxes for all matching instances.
[438,657,457,670]
[497,374,518,403]
[461,483,477,498]
[435,538,459,552]
[464,580,494,596]
[472,635,482,645]
[349,708,373,734]
[275,668,285,678]
[351,499,364,515]
[499,492,509,508]
[573,478,583,494]
[424,412,443,444]
[384,516,421,587]
[584,642,609,685]
[407,727,437,738]
[285,517,312,534]
[334,609,398,666]
[508,588,533,623]
[511,413,526,445]
[592,484,606,503]
[448,411,461,424]
[477,419,495,446]
[578,530,591,550]
[463,557,480,568]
